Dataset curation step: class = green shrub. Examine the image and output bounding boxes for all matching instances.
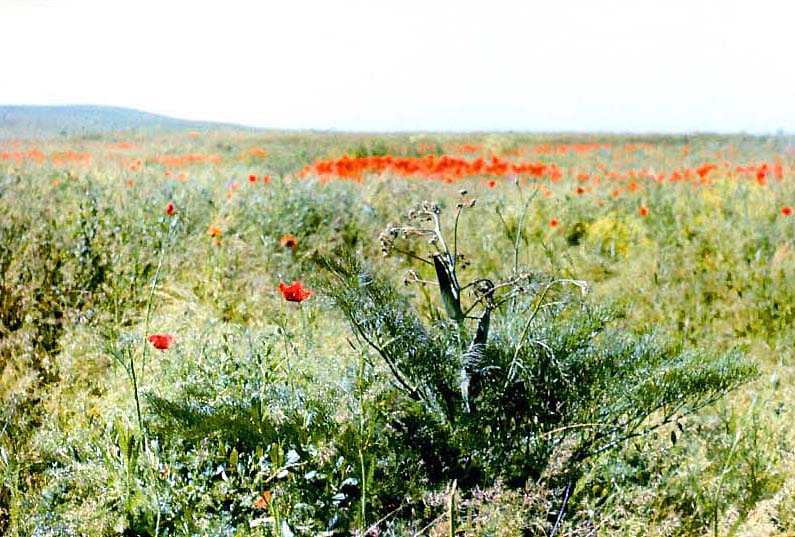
[317,198,756,532]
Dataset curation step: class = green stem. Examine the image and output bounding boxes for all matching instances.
[357,350,369,528]
[513,186,538,276]
[129,347,143,432]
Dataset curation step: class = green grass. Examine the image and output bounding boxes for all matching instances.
[0,128,794,535]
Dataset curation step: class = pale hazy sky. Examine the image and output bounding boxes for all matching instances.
[2,0,794,133]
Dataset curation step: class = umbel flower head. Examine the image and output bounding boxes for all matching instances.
[279,281,312,302]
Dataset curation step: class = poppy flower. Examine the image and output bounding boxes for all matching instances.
[148,333,174,350]
[638,206,649,217]
[280,234,298,250]
[165,202,175,216]
[279,281,312,302]
[549,218,559,228]
[208,225,223,238]
[254,490,271,509]
[249,174,258,183]
[782,206,793,217]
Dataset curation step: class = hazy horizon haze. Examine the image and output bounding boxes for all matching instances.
[2,0,794,134]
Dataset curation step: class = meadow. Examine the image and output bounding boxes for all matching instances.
[1,127,794,536]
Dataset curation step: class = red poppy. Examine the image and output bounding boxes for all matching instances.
[208,225,223,238]
[148,333,174,350]
[279,281,312,302]
[549,218,559,228]
[280,234,298,250]
[249,174,258,183]
[782,206,793,217]
[638,206,649,217]
[254,490,271,509]
[165,202,175,216]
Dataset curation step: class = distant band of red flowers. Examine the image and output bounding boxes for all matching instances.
[279,281,312,302]
[148,334,174,350]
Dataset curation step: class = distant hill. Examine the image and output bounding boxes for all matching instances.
[0,105,255,139]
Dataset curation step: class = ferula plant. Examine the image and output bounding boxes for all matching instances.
[319,194,755,530]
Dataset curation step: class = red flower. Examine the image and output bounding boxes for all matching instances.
[549,218,559,228]
[782,206,793,217]
[148,334,174,350]
[279,281,312,302]
[254,490,271,509]
[638,206,649,217]
[165,202,175,216]
[249,174,258,183]
[280,234,298,250]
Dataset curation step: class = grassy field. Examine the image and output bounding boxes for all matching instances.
[1,124,794,535]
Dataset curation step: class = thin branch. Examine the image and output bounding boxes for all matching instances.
[348,314,423,403]
[550,480,574,537]
[392,246,434,265]
[453,203,464,265]
[495,205,512,240]
[540,422,622,439]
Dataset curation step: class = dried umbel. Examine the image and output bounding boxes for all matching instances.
[380,197,542,328]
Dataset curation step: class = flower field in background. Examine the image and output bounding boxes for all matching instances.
[1,129,795,536]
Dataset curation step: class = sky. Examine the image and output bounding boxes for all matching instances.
[2,0,794,133]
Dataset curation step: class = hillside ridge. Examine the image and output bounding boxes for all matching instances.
[0,104,256,139]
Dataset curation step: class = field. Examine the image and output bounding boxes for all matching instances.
[2,122,795,536]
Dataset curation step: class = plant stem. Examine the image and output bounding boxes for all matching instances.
[129,347,143,432]
[513,186,538,276]
[550,480,574,537]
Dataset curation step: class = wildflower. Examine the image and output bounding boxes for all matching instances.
[280,234,298,250]
[165,202,175,216]
[638,206,649,217]
[279,281,312,302]
[254,490,271,509]
[487,180,496,188]
[782,206,793,217]
[148,333,174,350]
[249,174,258,183]
[550,218,559,228]
[208,225,223,238]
